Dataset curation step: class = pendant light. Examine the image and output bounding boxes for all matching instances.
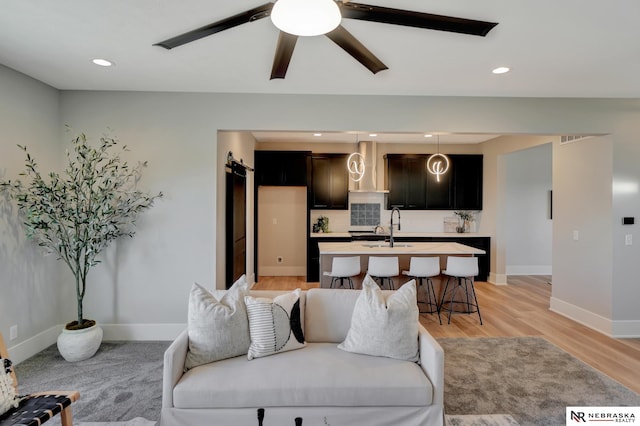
[271,0,342,37]
[426,135,450,182]
[347,133,365,182]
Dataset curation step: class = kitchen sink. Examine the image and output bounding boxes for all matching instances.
[361,243,413,248]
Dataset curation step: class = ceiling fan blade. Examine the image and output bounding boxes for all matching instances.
[270,31,298,79]
[325,25,388,74]
[338,2,498,37]
[154,3,274,49]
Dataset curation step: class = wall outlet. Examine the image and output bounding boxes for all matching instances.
[9,325,18,341]
[277,256,283,264]
[573,230,580,241]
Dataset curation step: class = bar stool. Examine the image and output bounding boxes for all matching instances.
[323,256,361,289]
[367,256,399,290]
[402,257,442,324]
[440,256,482,325]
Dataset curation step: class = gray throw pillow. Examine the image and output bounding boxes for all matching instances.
[184,275,250,369]
[338,274,419,362]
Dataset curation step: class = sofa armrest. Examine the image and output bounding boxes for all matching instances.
[418,324,444,407]
[162,329,189,408]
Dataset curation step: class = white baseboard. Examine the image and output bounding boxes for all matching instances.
[101,323,186,341]
[9,323,186,364]
[8,325,60,365]
[550,297,612,336]
[611,320,640,338]
[505,265,552,275]
[488,272,508,286]
[549,297,640,338]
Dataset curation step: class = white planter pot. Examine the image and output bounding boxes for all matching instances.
[57,322,103,362]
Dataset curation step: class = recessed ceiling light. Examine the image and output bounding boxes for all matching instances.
[313,133,322,137]
[492,66,510,74]
[424,134,433,138]
[369,133,377,137]
[92,58,113,67]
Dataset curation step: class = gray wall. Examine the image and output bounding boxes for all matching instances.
[0,65,65,359]
[2,65,640,360]
[505,143,553,275]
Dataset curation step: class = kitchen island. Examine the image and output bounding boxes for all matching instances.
[318,241,485,289]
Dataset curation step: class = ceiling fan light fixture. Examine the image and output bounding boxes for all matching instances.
[271,0,342,37]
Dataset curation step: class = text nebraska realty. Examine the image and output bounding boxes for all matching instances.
[574,411,636,422]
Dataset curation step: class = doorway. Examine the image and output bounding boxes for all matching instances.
[257,186,307,277]
[225,161,247,288]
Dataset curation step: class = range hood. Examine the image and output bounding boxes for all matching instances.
[349,140,388,193]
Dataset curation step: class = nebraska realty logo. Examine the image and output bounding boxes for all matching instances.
[567,407,638,423]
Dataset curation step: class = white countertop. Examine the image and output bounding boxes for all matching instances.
[311,232,490,238]
[318,241,486,255]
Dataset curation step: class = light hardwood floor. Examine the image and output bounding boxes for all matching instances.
[254,275,640,394]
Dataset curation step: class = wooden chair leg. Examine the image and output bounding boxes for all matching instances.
[60,406,74,426]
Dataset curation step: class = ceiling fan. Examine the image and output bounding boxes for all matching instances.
[154,0,498,80]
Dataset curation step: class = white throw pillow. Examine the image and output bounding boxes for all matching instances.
[184,275,251,370]
[245,289,306,360]
[338,275,419,362]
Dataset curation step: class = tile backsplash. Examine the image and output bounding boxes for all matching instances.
[350,203,381,226]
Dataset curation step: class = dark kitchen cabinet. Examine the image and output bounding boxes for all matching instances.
[425,157,453,209]
[311,154,349,209]
[385,155,426,210]
[385,154,483,211]
[452,155,483,210]
[255,150,310,186]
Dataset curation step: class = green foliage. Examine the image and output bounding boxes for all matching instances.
[0,131,162,327]
[453,210,475,221]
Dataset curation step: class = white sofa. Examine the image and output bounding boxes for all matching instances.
[161,288,444,426]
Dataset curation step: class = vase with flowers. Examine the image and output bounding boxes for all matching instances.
[453,210,475,233]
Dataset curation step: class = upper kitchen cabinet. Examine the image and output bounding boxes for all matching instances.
[385,154,427,210]
[385,154,483,210]
[425,157,453,209]
[452,155,483,210]
[311,154,349,209]
[255,150,311,186]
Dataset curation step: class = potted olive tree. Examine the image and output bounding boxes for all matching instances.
[0,131,162,361]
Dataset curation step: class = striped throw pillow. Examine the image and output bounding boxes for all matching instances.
[245,289,306,360]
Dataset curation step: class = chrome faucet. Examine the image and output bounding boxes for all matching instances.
[389,207,401,247]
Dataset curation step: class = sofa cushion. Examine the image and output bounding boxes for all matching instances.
[173,342,432,409]
[184,276,250,370]
[245,289,306,360]
[338,276,419,362]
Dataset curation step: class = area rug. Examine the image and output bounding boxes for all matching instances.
[446,414,519,426]
[438,337,640,426]
[14,341,169,423]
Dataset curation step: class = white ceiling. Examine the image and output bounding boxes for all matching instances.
[251,131,500,144]
[1,0,639,98]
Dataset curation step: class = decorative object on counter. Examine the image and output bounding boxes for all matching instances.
[443,217,459,233]
[426,135,450,183]
[313,215,330,233]
[0,129,162,362]
[454,210,475,233]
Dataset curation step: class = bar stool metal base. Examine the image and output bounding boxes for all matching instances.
[330,276,354,289]
[404,276,442,324]
[439,276,483,325]
[370,276,395,290]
